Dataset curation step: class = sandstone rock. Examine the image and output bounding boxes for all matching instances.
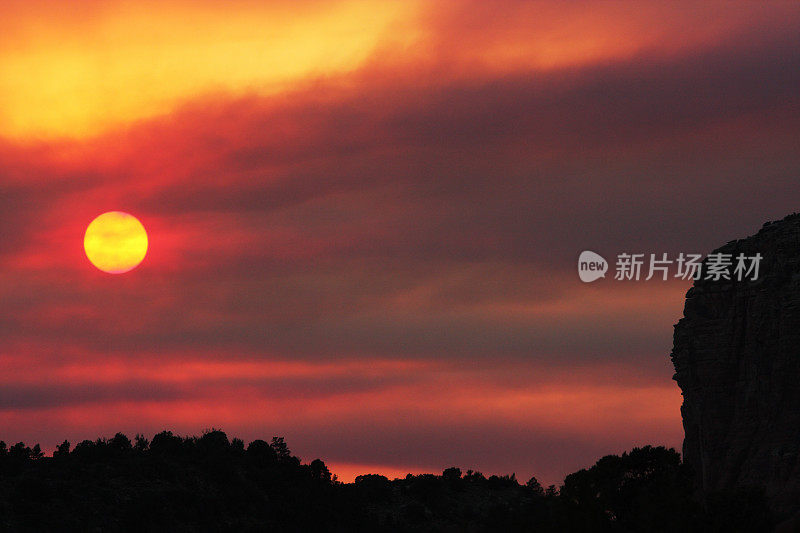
[672,212,800,519]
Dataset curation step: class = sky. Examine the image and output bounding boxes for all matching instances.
[1,1,799,484]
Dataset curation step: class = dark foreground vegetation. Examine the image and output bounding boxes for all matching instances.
[0,431,772,531]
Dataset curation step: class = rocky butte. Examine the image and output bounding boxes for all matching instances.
[672,212,800,521]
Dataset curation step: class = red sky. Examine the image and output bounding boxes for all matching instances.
[1,1,799,484]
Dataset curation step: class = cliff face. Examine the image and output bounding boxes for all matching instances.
[672,213,800,517]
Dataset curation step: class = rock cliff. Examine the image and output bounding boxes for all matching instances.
[672,212,800,519]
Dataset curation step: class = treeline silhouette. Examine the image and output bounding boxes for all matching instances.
[0,431,771,531]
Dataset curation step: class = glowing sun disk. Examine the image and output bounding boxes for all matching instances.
[84,212,148,274]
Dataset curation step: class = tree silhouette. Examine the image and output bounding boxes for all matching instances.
[0,433,776,530]
[526,475,544,496]
[53,440,70,458]
[270,436,291,461]
[310,458,332,482]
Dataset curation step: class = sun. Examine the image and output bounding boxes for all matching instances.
[84,212,148,274]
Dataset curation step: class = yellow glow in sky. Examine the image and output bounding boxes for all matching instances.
[0,1,416,140]
[0,1,770,141]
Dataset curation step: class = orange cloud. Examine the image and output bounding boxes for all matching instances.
[3,0,795,140]
[0,0,420,139]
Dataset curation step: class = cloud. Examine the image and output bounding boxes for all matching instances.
[1,25,796,366]
[0,354,682,485]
